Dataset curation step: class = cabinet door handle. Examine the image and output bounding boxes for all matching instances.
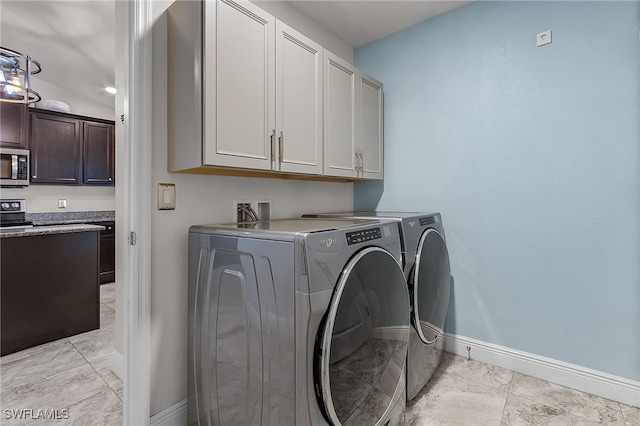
[108,177,113,182]
[32,175,36,179]
[270,129,276,161]
[355,150,363,177]
[278,131,284,162]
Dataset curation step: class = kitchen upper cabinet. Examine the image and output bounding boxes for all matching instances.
[0,103,28,149]
[29,109,115,185]
[323,51,358,178]
[83,121,115,184]
[30,111,82,184]
[275,21,323,175]
[359,72,384,180]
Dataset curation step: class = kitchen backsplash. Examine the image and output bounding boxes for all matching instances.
[1,185,115,213]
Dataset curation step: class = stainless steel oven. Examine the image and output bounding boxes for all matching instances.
[0,199,32,229]
[0,148,29,187]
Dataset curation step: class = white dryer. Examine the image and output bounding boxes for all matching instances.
[303,212,451,401]
[188,218,411,425]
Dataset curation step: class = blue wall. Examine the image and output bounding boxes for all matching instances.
[355,1,639,381]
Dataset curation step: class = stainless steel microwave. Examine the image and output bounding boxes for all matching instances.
[0,148,30,187]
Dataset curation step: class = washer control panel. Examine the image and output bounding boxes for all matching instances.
[419,216,437,226]
[346,227,382,245]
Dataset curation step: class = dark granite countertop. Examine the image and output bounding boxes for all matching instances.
[0,224,104,238]
[26,210,115,226]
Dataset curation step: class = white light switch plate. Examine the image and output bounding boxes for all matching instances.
[157,183,176,210]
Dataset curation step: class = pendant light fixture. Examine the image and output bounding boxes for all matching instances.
[0,47,41,104]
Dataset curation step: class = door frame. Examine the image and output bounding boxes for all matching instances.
[119,0,152,424]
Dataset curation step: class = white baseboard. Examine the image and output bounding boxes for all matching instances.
[111,350,125,381]
[444,333,640,408]
[150,398,187,426]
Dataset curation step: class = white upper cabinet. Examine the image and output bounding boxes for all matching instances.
[323,52,384,180]
[275,21,323,175]
[205,0,275,170]
[323,51,358,178]
[167,0,383,181]
[359,71,384,180]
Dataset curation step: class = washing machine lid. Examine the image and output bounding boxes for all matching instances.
[412,228,451,345]
[316,247,410,426]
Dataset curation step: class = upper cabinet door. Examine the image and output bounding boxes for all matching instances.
[83,121,115,185]
[0,103,28,149]
[275,21,323,175]
[29,112,82,184]
[323,51,358,178]
[205,0,275,170]
[359,72,384,180]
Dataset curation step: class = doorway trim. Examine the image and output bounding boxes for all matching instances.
[121,0,152,424]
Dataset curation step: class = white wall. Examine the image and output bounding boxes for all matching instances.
[0,185,114,212]
[147,0,354,415]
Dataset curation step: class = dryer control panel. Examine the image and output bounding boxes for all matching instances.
[346,227,382,245]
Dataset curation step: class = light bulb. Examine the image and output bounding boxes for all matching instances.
[5,71,21,95]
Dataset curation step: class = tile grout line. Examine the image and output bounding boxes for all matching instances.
[498,370,517,424]
[70,306,122,403]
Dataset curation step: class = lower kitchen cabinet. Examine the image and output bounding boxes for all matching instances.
[0,230,100,356]
[89,221,116,284]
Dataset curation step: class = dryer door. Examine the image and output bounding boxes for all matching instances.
[318,247,410,426]
[412,228,451,344]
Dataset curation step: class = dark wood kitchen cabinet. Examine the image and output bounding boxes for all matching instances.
[1,229,100,356]
[83,121,115,185]
[28,109,115,185]
[88,220,116,284]
[0,103,28,148]
[29,111,82,184]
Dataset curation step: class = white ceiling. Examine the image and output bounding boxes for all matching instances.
[0,0,468,111]
[288,1,470,48]
[0,0,115,109]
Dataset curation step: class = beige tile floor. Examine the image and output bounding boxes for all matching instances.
[2,287,639,426]
[0,283,122,425]
[407,352,640,426]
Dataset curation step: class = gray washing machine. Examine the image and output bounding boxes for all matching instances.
[188,218,411,425]
[303,212,451,401]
